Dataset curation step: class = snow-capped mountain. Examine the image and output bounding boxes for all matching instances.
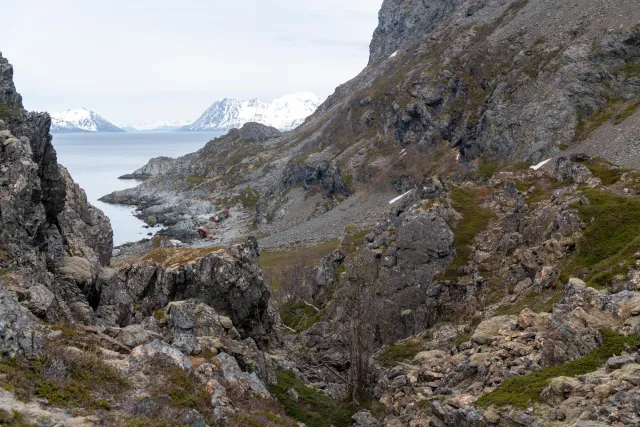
[50,108,124,133]
[123,120,191,132]
[180,92,321,132]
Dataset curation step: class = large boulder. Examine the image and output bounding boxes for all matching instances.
[98,238,274,345]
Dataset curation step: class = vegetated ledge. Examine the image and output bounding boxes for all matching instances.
[476,330,639,408]
[118,173,152,181]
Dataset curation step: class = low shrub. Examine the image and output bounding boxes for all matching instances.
[477,330,639,408]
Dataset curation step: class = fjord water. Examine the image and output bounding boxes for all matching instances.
[52,131,224,246]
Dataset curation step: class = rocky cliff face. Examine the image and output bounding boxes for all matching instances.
[368,0,461,64]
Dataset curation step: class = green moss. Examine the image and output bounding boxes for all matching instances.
[269,369,360,427]
[477,330,639,408]
[279,302,326,332]
[443,188,495,278]
[342,174,354,189]
[380,340,422,366]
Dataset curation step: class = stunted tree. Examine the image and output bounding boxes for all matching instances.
[343,250,380,402]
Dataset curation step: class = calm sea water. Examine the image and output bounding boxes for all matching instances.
[52,131,224,246]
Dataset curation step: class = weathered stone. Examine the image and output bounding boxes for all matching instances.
[130,340,193,371]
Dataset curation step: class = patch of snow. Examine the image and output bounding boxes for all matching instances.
[183,92,323,132]
[389,190,412,205]
[400,149,406,154]
[530,159,552,171]
[389,50,398,59]
[50,108,123,133]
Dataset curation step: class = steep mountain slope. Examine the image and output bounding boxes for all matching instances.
[51,108,125,133]
[104,0,640,250]
[180,92,321,131]
[99,1,640,424]
[123,120,191,132]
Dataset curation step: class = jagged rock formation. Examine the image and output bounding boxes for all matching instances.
[0,53,293,425]
[98,238,273,345]
[368,0,461,64]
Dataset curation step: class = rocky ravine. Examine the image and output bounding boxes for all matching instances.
[2,0,640,426]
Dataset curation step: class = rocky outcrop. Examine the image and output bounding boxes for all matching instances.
[119,156,175,180]
[226,122,282,141]
[58,166,113,265]
[281,161,351,196]
[0,52,22,108]
[368,0,461,64]
[98,238,273,345]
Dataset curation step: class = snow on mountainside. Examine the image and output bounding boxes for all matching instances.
[50,108,124,133]
[123,120,191,132]
[180,92,321,132]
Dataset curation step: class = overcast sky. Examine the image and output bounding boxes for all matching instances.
[0,0,381,124]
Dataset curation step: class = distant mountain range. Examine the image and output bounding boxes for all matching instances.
[123,120,191,132]
[50,108,124,133]
[49,93,320,134]
[180,92,321,132]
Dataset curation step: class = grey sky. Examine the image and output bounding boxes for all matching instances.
[0,0,382,124]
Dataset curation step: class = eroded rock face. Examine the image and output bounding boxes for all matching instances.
[0,52,23,107]
[368,0,461,64]
[98,238,274,345]
[0,52,114,325]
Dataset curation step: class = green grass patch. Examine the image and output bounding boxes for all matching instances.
[0,348,129,411]
[260,240,340,271]
[0,409,35,427]
[452,333,471,348]
[443,187,495,278]
[477,160,498,180]
[122,418,181,427]
[574,100,622,141]
[379,339,422,366]
[186,174,207,185]
[494,289,562,316]
[560,189,640,289]
[150,364,210,411]
[342,174,354,190]
[269,369,360,427]
[578,157,629,185]
[137,246,224,268]
[0,102,20,120]
[279,302,326,332]
[613,98,640,125]
[477,330,639,408]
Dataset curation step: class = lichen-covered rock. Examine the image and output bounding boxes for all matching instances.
[0,287,43,358]
[130,340,193,371]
